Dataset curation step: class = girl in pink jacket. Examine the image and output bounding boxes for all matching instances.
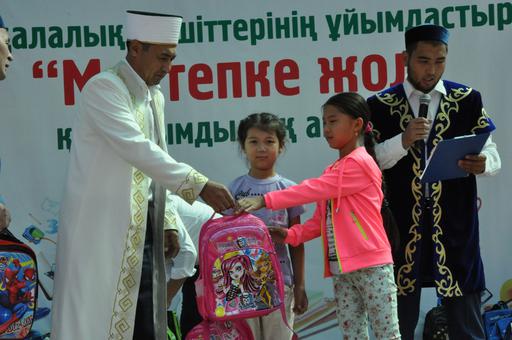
[238,92,401,339]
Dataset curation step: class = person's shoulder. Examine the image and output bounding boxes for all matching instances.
[443,80,478,93]
[325,158,341,172]
[275,175,298,187]
[367,83,404,103]
[443,79,467,89]
[344,147,368,164]
[443,80,481,99]
[83,68,126,94]
[228,174,248,188]
[379,83,403,95]
[344,147,379,172]
[230,174,248,183]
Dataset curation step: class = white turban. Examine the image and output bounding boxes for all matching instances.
[125,10,183,45]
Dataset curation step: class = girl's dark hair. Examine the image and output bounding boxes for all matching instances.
[322,92,376,159]
[237,112,287,149]
[323,92,400,254]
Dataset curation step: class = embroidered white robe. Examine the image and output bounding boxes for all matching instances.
[51,60,207,340]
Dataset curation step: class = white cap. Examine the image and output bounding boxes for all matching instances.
[125,10,183,45]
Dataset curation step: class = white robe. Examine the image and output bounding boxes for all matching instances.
[51,60,207,340]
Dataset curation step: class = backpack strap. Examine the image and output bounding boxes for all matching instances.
[277,290,298,340]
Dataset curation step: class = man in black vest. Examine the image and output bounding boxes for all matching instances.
[367,24,501,340]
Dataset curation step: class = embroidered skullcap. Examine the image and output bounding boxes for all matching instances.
[405,24,449,46]
[125,10,183,45]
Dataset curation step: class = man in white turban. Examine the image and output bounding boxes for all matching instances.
[51,10,235,340]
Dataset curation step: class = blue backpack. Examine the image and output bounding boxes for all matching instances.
[484,307,512,340]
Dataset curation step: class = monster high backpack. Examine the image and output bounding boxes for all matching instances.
[194,213,297,339]
[195,213,285,321]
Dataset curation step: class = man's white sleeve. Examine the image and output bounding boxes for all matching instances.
[375,133,409,170]
[83,76,207,199]
[165,211,197,280]
[480,135,501,176]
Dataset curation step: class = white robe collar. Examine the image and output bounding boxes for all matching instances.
[120,59,161,106]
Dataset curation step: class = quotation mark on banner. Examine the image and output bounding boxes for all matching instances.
[33,60,59,78]
[31,59,101,105]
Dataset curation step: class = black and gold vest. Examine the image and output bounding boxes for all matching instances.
[368,81,496,297]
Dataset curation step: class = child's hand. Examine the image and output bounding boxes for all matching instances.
[268,226,288,244]
[292,285,308,315]
[236,196,265,213]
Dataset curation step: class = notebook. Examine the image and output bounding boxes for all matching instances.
[420,132,490,183]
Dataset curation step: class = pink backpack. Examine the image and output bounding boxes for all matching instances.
[195,213,284,321]
[185,319,254,340]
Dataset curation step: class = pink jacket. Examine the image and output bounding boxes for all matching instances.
[264,147,392,277]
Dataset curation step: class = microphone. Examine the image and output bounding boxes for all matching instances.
[418,93,431,119]
[415,93,431,150]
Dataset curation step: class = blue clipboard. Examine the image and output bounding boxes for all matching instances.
[420,132,490,184]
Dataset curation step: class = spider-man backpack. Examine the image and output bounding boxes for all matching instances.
[0,229,38,339]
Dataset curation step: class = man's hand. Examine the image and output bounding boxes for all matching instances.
[236,196,265,213]
[164,229,180,259]
[402,117,431,149]
[0,204,11,232]
[268,226,288,244]
[199,180,235,213]
[458,153,487,175]
[292,285,308,315]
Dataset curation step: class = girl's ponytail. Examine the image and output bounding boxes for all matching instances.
[363,124,400,257]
